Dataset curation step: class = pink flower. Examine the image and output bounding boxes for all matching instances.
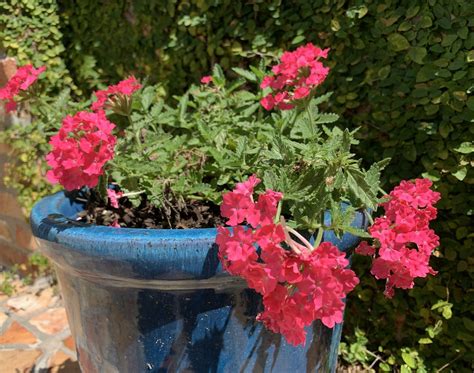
[361,179,440,298]
[91,76,141,112]
[107,189,123,209]
[110,220,121,228]
[293,86,311,100]
[355,241,375,256]
[215,175,359,346]
[0,64,46,112]
[200,75,212,84]
[260,43,330,111]
[260,95,275,110]
[46,111,117,190]
[220,175,261,227]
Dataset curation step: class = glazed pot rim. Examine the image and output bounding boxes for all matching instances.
[31,191,219,244]
[30,191,367,282]
[31,191,367,251]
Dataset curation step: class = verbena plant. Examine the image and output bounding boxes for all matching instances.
[0,45,441,346]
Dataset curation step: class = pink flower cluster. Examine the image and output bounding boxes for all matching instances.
[0,65,46,112]
[355,179,441,298]
[260,43,330,111]
[46,111,117,191]
[91,76,141,112]
[216,175,359,346]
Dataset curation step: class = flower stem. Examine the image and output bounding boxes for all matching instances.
[280,217,314,253]
[305,103,317,138]
[364,210,374,225]
[313,227,324,249]
[122,190,146,197]
[127,113,143,151]
[274,200,283,223]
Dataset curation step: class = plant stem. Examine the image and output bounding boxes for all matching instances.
[364,210,374,225]
[378,186,388,195]
[313,227,324,248]
[122,190,146,197]
[127,113,143,151]
[306,104,314,125]
[282,220,314,253]
[274,200,283,223]
[304,102,318,138]
[97,174,108,202]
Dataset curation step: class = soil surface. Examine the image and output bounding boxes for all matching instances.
[74,190,225,229]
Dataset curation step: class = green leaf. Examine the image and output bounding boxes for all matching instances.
[403,143,417,161]
[314,113,339,125]
[467,50,474,63]
[467,97,474,111]
[346,5,368,19]
[400,365,412,373]
[452,166,467,181]
[442,307,452,319]
[402,352,416,368]
[178,92,189,122]
[212,64,225,86]
[345,168,378,210]
[418,338,433,344]
[140,86,156,110]
[408,47,427,64]
[231,67,257,82]
[312,92,333,106]
[453,142,474,154]
[419,15,432,28]
[416,65,435,83]
[463,317,474,331]
[388,33,410,51]
[291,35,305,44]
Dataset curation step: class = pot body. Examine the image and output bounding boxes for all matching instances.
[31,192,367,373]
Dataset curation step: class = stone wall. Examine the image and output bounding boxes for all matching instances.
[0,58,37,268]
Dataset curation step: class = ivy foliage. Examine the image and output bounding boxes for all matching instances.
[0,0,74,92]
[1,0,473,370]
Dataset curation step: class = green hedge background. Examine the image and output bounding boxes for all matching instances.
[1,0,473,370]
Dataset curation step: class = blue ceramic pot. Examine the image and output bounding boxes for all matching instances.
[30,191,367,373]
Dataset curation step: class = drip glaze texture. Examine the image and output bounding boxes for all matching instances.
[30,191,367,373]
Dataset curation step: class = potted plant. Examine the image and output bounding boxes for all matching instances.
[2,44,440,372]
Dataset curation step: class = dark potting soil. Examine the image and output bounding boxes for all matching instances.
[73,190,225,229]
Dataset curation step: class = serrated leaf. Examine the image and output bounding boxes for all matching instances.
[315,113,339,125]
[249,65,265,80]
[311,92,333,106]
[343,226,372,238]
[212,64,225,86]
[178,92,189,122]
[365,158,390,194]
[226,78,245,94]
[231,67,257,82]
[346,169,377,210]
[140,86,156,110]
[241,102,260,117]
